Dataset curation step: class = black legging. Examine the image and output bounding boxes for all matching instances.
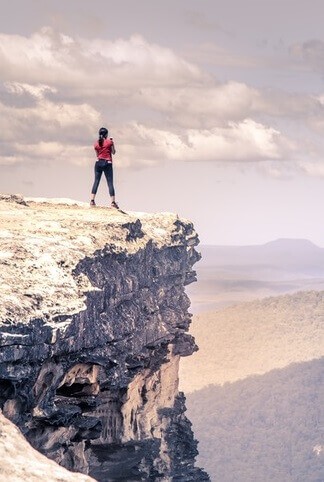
[91,159,115,196]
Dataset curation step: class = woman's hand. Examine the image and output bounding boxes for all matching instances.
[110,138,116,155]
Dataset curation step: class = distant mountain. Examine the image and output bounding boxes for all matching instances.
[198,239,324,274]
[186,239,324,312]
[263,238,319,249]
[186,358,324,482]
[180,290,324,393]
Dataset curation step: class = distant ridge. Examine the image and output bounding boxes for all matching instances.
[180,290,324,393]
[198,238,324,275]
[203,238,322,250]
[263,238,321,249]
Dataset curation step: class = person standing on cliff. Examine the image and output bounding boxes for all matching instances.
[90,127,119,209]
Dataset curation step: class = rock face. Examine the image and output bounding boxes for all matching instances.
[0,195,209,481]
[0,412,96,482]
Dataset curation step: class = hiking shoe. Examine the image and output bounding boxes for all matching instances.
[90,200,96,207]
[111,201,119,209]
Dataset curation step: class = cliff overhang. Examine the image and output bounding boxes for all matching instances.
[0,195,209,481]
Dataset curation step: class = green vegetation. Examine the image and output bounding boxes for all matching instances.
[186,359,324,482]
[180,290,324,481]
[181,291,324,393]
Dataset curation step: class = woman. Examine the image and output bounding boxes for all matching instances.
[90,127,119,208]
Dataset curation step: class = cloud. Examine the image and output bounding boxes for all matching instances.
[0,82,101,143]
[297,161,324,178]
[0,27,322,174]
[290,39,324,72]
[0,27,205,96]
[116,119,295,166]
[182,42,259,69]
[254,89,323,119]
[133,82,261,129]
[0,80,101,166]
[0,28,208,167]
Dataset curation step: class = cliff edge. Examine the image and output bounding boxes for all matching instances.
[0,195,209,481]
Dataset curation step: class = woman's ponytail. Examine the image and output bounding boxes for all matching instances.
[98,127,108,147]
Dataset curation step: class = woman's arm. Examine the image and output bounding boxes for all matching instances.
[110,137,116,155]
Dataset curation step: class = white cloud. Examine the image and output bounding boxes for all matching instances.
[0,28,205,94]
[116,119,294,166]
[133,82,261,128]
[0,81,101,141]
[4,82,57,99]
[16,142,92,167]
[0,80,101,166]
[0,27,322,174]
[297,161,324,177]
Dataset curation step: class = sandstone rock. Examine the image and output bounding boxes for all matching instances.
[0,412,95,482]
[0,197,209,481]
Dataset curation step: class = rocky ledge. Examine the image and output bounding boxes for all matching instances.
[0,195,209,481]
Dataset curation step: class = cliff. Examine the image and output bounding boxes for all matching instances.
[0,195,209,481]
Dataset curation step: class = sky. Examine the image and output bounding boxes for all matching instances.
[1,0,324,245]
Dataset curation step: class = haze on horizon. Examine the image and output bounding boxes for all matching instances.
[1,0,324,246]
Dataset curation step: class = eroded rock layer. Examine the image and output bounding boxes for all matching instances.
[0,195,209,481]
